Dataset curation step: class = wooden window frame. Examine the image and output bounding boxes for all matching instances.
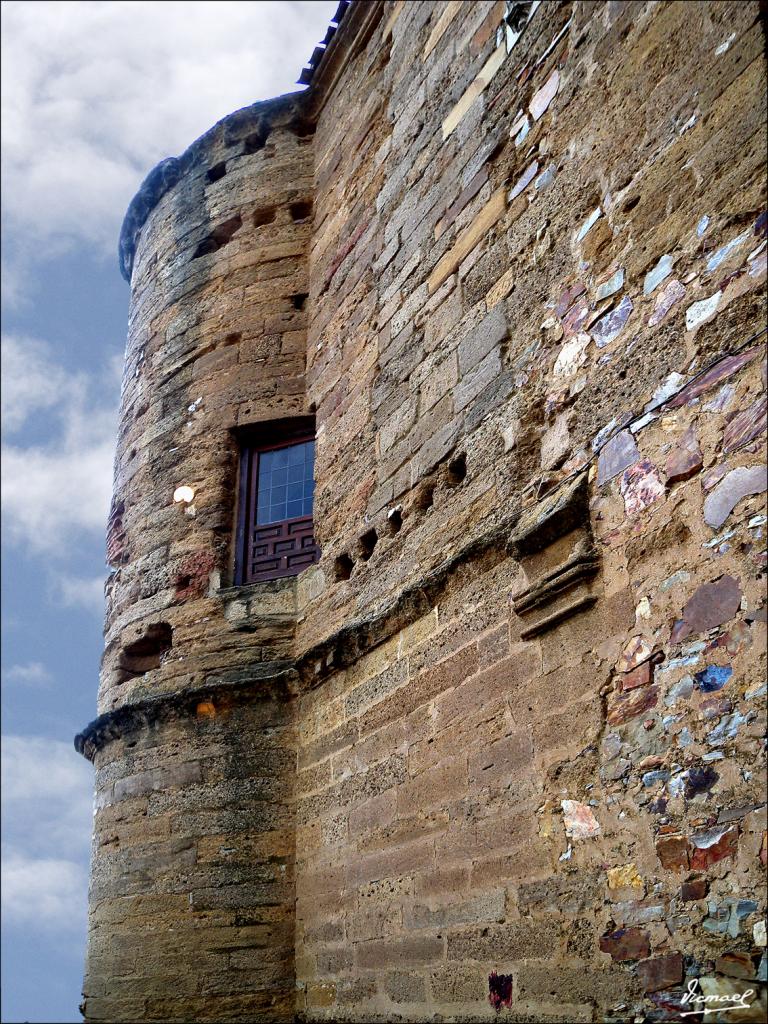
[234,418,320,585]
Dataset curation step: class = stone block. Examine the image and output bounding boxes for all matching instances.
[457,306,508,375]
[356,935,444,970]
[446,919,561,961]
[384,970,427,1003]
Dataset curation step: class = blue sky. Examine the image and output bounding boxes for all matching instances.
[0,3,336,1020]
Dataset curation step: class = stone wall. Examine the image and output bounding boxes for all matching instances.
[292,3,767,1017]
[78,1,767,1021]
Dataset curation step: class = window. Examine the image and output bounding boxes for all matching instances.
[235,420,321,584]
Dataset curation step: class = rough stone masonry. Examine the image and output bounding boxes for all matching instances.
[75,2,768,1021]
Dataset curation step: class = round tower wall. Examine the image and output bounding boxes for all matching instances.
[82,95,313,1023]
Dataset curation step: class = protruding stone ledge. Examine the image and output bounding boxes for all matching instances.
[511,542,600,615]
[76,509,520,759]
[75,661,296,762]
[507,470,599,639]
[295,512,517,690]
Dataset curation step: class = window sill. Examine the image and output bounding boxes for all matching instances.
[217,576,298,624]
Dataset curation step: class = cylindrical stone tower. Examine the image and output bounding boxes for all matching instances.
[76,94,316,1023]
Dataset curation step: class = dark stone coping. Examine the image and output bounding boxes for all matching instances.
[75,661,297,762]
[76,472,590,760]
[117,91,303,282]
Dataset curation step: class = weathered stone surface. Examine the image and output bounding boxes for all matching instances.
[509,160,539,201]
[715,951,756,979]
[562,800,600,840]
[621,459,665,515]
[597,430,640,485]
[599,928,650,962]
[507,471,589,557]
[648,279,686,327]
[656,835,691,871]
[665,426,703,485]
[704,465,768,529]
[621,661,653,691]
[617,636,652,673]
[722,395,767,453]
[667,347,761,407]
[591,295,633,348]
[671,576,742,643]
[607,685,659,726]
[636,952,683,991]
[555,281,586,317]
[596,268,624,302]
[529,69,559,120]
[607,863,643,893]
[690,824,739,869]
[680,878,708,901]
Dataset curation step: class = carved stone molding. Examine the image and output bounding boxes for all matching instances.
[507,471,600,638]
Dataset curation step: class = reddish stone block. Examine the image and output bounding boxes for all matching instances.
[680,878,708,901]
[722,394,767,453]
[621,459,665,516]
[607,684,659,725]
[555,280,586,317]
[617,635,652,673]
[637,953,684,991]
[621,661,653,691]
[599,927,651,962]
[690,824,738,870]
[666,346,760,407]
[175,549,216,601]
[655,835,691,871]
[665,426,703,485]
[715,952,756,979]
[673,576,742,643]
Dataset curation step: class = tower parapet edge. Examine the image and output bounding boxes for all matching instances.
[79,1,767,1022]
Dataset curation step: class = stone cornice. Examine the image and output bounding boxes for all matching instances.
[304,0,385,121]
[75,661,297,762]
[75,513,515,761]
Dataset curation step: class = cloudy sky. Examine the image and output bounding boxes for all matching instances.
[0,2,336,1020]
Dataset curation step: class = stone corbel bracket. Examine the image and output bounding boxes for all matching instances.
[507,471,600,639]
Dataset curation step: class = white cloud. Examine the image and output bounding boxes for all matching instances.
[2,735,93,819]
[1,333,83,432]
[54,573,106,616]
[1,437,115,552]
[1,0,338,269]
[1,849,88,930]
[2,661,53,687]
[1,736,93,931]
[1,334,117,554]
[2,734,94,854]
